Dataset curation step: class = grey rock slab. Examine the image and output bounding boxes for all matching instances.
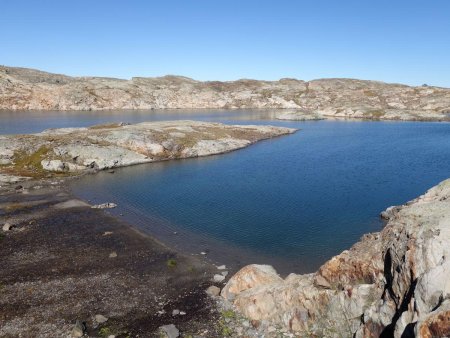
[159,324,180,338]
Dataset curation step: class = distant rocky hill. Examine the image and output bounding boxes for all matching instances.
[1,65,449,121]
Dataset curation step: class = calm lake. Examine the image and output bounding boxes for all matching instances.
[2,110,450,273]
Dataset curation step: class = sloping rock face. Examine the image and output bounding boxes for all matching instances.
[0,120,295,180]
[1,66,449,121]
[222,179,450,337]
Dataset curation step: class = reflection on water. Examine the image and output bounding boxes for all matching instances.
[64,116,450,273]
[0,109,287,135]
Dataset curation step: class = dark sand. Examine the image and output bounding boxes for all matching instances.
[0,179,224,337]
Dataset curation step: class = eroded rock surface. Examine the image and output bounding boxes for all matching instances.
[1,66,449,121]
[0,120,295,180]
[223,179,450,337]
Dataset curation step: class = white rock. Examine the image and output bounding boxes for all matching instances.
[91,203,117,209]
[213,274,226,283]
[2,223,13,232]
[41,159,66,172]
[94,314,108,323]
[206,285,221,296]
[159,324,179,338]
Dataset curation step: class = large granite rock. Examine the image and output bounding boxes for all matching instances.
[1,66,449,121]
[0,120,295,179]
[222,179,450,337]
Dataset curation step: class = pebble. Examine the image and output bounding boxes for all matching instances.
[172,309,180,315]
[159,324,180,338]
[213,274,225,282]
[221,271,229,277]
[206,285,221,296]
[217,265,226,270]
[179,311,186,315]
[102,231,113,236]
[109,252,117,258]
[71,320,85,337]
[200,251,207,255]
[2,223,12,232]
[94,314,108,323]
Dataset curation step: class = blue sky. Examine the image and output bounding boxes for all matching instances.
[1,0,449,87]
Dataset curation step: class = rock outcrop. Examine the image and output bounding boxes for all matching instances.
[0,120,295,180]
[222,179,450,337]
[1,66,449,121]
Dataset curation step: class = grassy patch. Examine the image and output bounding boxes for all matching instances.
[363,109,386,119]
[9,145,52,178]
[221,310,236,319]
[363,90,377,97]
[89,123,124,130]
[166,258,177,268]
[98,327,112,337]
[13,146,49,169]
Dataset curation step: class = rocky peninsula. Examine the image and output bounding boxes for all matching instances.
[1,66,449,121]
[221,179,450,337]
[0,120,295,183]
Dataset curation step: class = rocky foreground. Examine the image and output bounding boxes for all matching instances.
[1,66,450,121]
[221,179,450,337]
[0,179,227,337]
[0,120,295,183]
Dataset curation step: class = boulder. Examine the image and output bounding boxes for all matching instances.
[221,264,283,301]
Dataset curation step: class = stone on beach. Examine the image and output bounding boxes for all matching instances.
[206,285,221,297]
[94,314,108,324]
[159,324,180,338]
[91,203,117,209]
[2,222,13,232]
[213,274,226,283]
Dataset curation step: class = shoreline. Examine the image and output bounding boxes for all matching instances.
[4,170,447,337]
[0,177,227,337]
[0,120,296,337]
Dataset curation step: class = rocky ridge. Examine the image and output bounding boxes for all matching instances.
[1,66,449,121]
[0,120,295,182]
[222,179,450,337]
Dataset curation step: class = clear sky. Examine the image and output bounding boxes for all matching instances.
[1,0,449,87]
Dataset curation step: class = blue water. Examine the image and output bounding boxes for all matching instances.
[1,110,450,273]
